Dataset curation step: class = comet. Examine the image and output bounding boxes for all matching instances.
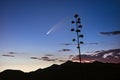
[46,24,57,35]
[46,17,70,35]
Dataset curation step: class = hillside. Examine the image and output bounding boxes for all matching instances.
[0,61,120,80]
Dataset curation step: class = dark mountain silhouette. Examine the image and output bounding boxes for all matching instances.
[0,61,120,80]
[0,69,27,80]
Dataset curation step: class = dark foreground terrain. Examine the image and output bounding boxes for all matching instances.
[0,61,120,80]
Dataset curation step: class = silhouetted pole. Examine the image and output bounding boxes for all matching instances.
[71,14,83,63]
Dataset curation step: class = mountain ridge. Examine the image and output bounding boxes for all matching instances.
[0,61,120,80]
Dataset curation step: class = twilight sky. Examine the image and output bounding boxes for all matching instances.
[0,0,120,72]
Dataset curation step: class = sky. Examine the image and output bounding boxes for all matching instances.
[0,0,120,72]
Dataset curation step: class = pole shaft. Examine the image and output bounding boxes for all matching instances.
[76,19,81,63]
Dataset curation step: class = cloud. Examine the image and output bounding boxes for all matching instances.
[61,42,98,46]
[30,56,57,61]
[61,43,74,46]
[84,43,98,45]
[2,54,15,57]
[70,49,120,63]
[93,49,120,58]
[41,57,49,60]
[8,52,16,54]
[62,42,99,46]
[30,57,39,59]
[58,60,66,62]
[59,49,72,52]
[94,50,102,53]
[41,57,57,61]
[1,52,16,57]
[71,55,93,60]
[69,55,74,59]
[100,30,120,35]
[45,54,54,56]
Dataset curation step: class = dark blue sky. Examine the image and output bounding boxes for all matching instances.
[0,0,120,72]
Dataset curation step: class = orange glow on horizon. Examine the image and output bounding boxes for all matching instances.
[71,59,95,63]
